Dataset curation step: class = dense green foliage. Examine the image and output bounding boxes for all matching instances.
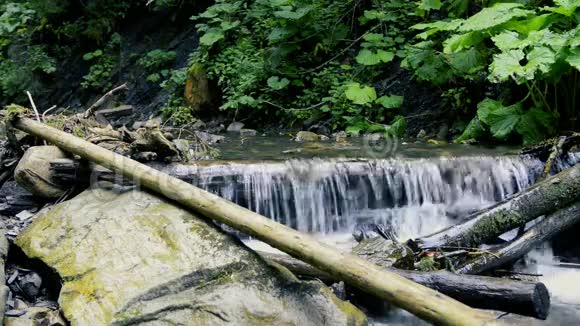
[190,0,579,142]
[1,0,578,144]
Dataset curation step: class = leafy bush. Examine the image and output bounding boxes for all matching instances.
[406,1,580,144]
[191,0,408,133]
[81,34,121,90]
[138,49,177,83]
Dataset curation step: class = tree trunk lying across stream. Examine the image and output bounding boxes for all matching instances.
[457,202,580,275]
[413,163,580,250]
[11,117,498,325]
[260,251,550,319]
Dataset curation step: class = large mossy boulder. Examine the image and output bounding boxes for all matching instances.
[16,187,365,325]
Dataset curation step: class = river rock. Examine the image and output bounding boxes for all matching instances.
[4,307,66,326]
[16,188,366,325]
[14,146,69,198]
[295,131,325,142]
[226,121,245,132]
[240,129,257,136]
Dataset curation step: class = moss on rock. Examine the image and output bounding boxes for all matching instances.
[16,188,365,325]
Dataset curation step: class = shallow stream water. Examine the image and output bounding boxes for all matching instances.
[179,135,580,324]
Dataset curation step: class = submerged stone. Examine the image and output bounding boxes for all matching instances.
[16,188,365,325]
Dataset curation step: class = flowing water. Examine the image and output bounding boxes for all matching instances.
[171,137,580,323]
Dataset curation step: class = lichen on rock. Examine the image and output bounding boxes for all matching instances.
[16,188,366,325]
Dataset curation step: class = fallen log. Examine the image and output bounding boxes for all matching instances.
[10,117,497,325]
[260,252,550,319]
[457,202,580,275]
[540,136,567,180]
[413,163,580,249]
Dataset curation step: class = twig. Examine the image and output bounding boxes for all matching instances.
[26,91,46,145]
[540,136,567,180]
[26,91,41,123]
[83,83,129,119]
[42,105,57,123]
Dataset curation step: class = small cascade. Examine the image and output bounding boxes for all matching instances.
[166,154,579,240]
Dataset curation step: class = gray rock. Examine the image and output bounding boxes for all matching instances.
[240,129,257,136]
[194,131,225,145]
[14,146,69,198]
[437,123,449,140]
[416,129,427,140]
[295,131,321,142]
[16,188,366,325]
[191,119,206,130]
[226,121,245,132]
[19,272,42,299]
[132,121,147,130]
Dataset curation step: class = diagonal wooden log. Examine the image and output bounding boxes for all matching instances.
[10,117,498,325]
[457,202,580,275]
[414,163,580,250]
[260,251,550,319]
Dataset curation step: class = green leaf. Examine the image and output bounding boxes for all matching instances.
[502,14,552,34]
[363,33,384,43]
[346,125,363,136]
[412,20,463,39]
[476,98,504,125]
[567,47,580,70]
[525,46,556,75]
[489,49,526,83]
[547,0,580,17]
[458,3,532,32]
[274,6,312,20]
[220,21,240,31]
[418,0,442,11]
[486,103,523,140]
[515,107,555,144]
[267,76,290,90]
[387,115,407,137]
[345,83,377,105]
[200,29,225,46]
[443,32,484,53]
[455,117,485,143]
[376,95,404,109]
[376,50,395,63]
[449,48,485,74]
[492,31,524,51]
[355,49,394,65]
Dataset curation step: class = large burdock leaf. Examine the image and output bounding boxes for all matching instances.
[492,31,525,51]
[419,0,443,11]
[200,28,225,46]
[455,117,486,143]
[345,83,377,105]
[458,3,532,32]
[476,98,504,125]
[567,48,580,70]
[516,107,556,144]
[489,46,557,83]
[547,0,580,17]
[486,103,523,140]
[489,49,525,83]
[449,47,485,74]
[443,32,484,53]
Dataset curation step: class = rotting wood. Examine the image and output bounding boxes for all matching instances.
[83,83,129,119]
[11,116,498,325]
[457,202,580,275]
[540,136,567,180]
[412,164,580,250]
[260,251,551,319]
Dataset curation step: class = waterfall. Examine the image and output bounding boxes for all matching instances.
[164,153,579,240]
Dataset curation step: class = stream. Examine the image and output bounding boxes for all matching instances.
[177,135,580,324]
